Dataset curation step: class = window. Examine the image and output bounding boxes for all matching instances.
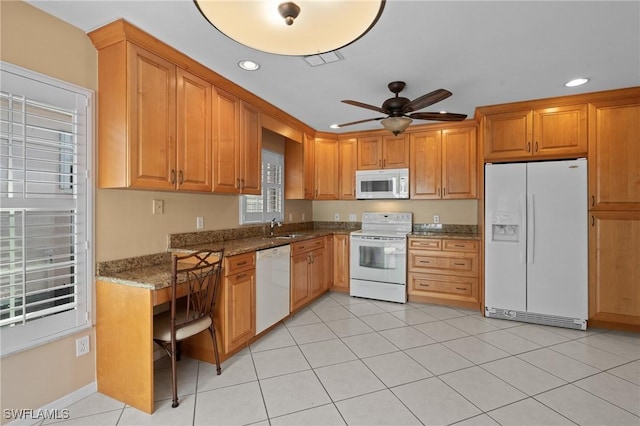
[0,62,93,356]
[240,150,284,224]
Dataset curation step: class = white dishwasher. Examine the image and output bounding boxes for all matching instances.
[256,244,291,334]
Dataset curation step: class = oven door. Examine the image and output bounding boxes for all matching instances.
[350,235,407,285]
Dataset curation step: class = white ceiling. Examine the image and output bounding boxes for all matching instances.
[26,0,640,133]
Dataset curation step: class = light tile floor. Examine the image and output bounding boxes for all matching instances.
[40,292,640,425]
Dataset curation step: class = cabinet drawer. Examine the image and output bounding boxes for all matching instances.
[443,239,478,252]
[409,273,478,298]
[409,238,442,250]
[409,251,478,276]
[410,275,471,296]
[291,237,324,256]
[225,252,256,276]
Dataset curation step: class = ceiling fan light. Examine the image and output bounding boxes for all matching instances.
[381,117,412,135]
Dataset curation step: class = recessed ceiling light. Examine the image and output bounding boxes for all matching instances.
[329,124,340,129]
[439,110,447,114]
[238,60,260,71]
[565,78,589,87]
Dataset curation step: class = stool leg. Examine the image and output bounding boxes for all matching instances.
[209,326,221,375]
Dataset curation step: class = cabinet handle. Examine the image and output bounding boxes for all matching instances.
[454,244,465,247]
[178,170,184,185]
[591,195,595,207]
[420,284,430,287]
[443,188,446,197]
[526,142,531,152]
[454,262,466,266]
[591,215,595,227]
[236,178,240,189]
[236,261,247,266]
[379,159,382,167]
[170,169,176,184]
[437,188,441,197]
[383,158,386,167]
[236,273,247,279]
[241,179,245,189]
[455,287,467,291]
[419,260,430,264]
[315,189,318,197]
[535,141,539,152]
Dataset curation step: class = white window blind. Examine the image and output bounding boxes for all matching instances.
[240,150,284,224]
[0,62,92,356]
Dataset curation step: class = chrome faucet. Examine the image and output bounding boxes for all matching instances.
[269,218,282,236]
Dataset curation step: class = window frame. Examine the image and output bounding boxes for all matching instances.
[0,61,94,357]
[239,149,284,225]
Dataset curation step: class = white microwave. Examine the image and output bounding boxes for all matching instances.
[355,168,409,199]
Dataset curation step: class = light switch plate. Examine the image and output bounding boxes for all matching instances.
[152,199,164,215]
[196,216,204,229]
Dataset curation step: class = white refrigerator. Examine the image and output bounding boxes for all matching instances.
[484,159,588,329]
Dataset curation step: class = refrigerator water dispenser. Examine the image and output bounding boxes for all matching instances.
[491,211,520,243]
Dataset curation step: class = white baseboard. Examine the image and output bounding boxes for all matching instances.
[6,382,97,426]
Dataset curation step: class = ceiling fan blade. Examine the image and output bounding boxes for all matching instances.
[336,117,384,127]
[403,89,452,113]
[342,100,388,114]
[409,111,467,121]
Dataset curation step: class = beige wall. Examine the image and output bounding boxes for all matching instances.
[313,199,478,224]
[0,1,98,421]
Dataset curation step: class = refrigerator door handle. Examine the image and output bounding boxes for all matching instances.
[527,194,535,264]
[520,194,527,264]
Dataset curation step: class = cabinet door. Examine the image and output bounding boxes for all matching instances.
[533,104,587,158]
[382,135,409,168]
[314,137,339,199]
[332,234,350,292]
[303,133,315,200]
[290,252,311,311]
[589,101,640,210]
[338,138,357,199]
[410,130,442,199]
[309,248,326,298]
[176,69,212,192]
[212,88,240,193]
[225,269,256,353]
[589,211,640,328]
[357,136,382,170]
[442,127,477,199]
[483,110,532,161]
[127,44,176,190]
[240,102,262,195]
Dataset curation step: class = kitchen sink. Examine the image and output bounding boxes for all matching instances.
[274,234,304,239]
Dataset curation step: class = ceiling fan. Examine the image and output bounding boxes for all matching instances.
[338,81,467,135]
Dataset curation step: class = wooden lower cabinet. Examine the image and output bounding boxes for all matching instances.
[407,237,480,310]
[332,234,350,292]
[290,237,327,311]
[589,211,640,330]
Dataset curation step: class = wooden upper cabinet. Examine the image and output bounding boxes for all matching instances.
[303,133,315,200]
[382,135,410,169]
[314,137,339,199]
[338,138,357,199]
[357,135,409,170]
[483,104,587,161]
[239,102,262,195]
[212,93,261,195]
[212,87,241,193]
[410,126,477,199]
[176,68,212,192]
[588,99,640,210]
[442,127,477,199]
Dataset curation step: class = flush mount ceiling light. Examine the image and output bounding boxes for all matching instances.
[194,0,386,56]
[565,78,589,87]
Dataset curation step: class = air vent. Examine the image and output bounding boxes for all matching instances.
[303,51,343,67]
[485,307,587,330]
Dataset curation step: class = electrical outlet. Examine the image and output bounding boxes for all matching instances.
[152,199,164,215]
[196,216,204,229]
[349,213,357,221]
[301,213,305,221]
[288,213,293,222]
[76,335,90,357]
[433,215,440,224]
[334,213,340,221]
